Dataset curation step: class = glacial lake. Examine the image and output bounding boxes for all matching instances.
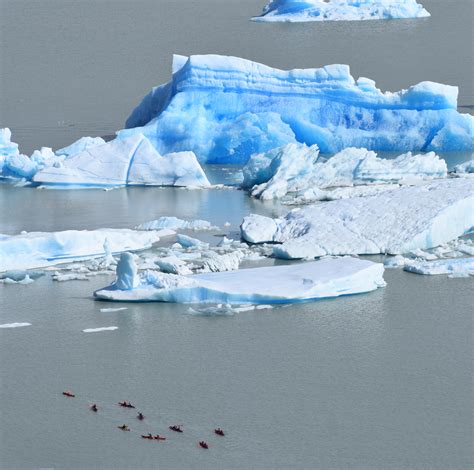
[0,0,473,468]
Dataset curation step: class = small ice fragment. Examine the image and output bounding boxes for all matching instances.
[83,326,119,333]
[99,307,128,313]
[0,322,32,329]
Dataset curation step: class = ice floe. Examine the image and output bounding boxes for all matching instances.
[83,326,119,333]
[241,179,474,258]
[33,134,210,188]
[243,144,448,200]
[452,159,474,176]
[253,0,430,22]
[94,256,385,304]
[136,216,218,231]
[0,229,171,272]
[122,55,473,162]
[100,307,128,313]
[403,257,474,276]
[0,323,32,329]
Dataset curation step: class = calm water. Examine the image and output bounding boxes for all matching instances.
[1,0,473,468]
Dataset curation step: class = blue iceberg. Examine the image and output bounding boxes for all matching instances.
[122,55,473,163]
[253,0,430,22]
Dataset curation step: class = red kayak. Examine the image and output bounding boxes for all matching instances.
[141,434,153,440]
[199,441,209,449]
[154,435,166,441]
[169,425,183,433]
[62,391,75,398]
[214,428,225,436]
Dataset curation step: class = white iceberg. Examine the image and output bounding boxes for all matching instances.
[136,216,218,231]
[94,256,386,304]
[452,160,474,176]
[253,0,430,22]
[122,55,472,162]
[83,326,118,333]
[33,134,210,188]
[243,144,448,200]
[0,229,171,272]
[403,257,474,276]
[241,179,474,258]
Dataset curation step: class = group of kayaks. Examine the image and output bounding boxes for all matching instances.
[63,391,225,449]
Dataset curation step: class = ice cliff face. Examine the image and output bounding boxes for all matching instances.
[253,0,430,22]
[123,55,473,163]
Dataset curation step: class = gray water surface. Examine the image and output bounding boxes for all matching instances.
[0,0,473,468]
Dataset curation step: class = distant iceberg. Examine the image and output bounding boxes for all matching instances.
[403,257,474,276]
[122,55,473,162]
[243,144,448,200]
[253,0,430,22]
[94,255,386,304]
[0,228,173,272]
[241,179,474,258]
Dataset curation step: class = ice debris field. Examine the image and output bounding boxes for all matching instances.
[1,53,473,310]
[253,0,430,23]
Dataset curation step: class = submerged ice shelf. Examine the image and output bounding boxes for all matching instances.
[253,0,430,23]
[241,178,474,259]
[0,229,174,272]
[94,255,386,304]
[123,54,473,163]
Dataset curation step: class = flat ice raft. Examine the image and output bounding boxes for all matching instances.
[122,55,473,162]
[94,257,385,304]
[253,0,430,22]
[241,179,474,258]
[0,229,171,272]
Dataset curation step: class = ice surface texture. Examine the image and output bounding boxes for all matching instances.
[123,55,472,163]
[243,144,448,200]
[0,229,170,271]
[241,179,474,258]
[94,256,386,304]
[253,0,430,22]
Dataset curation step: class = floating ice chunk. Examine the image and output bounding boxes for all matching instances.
[33,134,210,188]
[253,0,430,22]
[452,160,474,176]
[52,273,89,282]
[114,253,140,290]
[55,136,106,157]
[188,304,236,316]
[403,257,474,276]
[0,323,32,328]
[243,144,448,200]
[100,307,128,312]
[83,326,119,333]
[0,270,44,282]
[95,257,385,304]
[0,229,163,272]
[122,55,472,162]
[0,128,19,158]
[241,179,474,258]
[136,216,218,231]
[176,234,209,249]
[155,256,193,275]
[199,251,243,272]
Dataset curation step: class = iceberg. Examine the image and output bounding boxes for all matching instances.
[122,55,472,161]
[243,144,448,200]
[33,134,210,188]
[403,257,474,276]
[453,159,474,176]
[94,256,386,304]
[241,179,474,258]
[136,216,218,231]
[55,136,106,157]
[0,229,171,272]
[253,0,430,22]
